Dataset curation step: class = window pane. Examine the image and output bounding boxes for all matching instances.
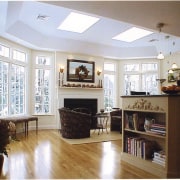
[124,74,140,95]
[0,44,10,58]
[124,64,139,72]
[104,63,115,71]
[10,64,25,115]
[13,50,26,62]
[35,69,50,114]
[142,63,158,71]
[36,56,50,65]
[142,73,158,95]
[0,61,8,116]
[104,74,115,111]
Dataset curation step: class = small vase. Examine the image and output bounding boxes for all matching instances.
[0,154,4,175]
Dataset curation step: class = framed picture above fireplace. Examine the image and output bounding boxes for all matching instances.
[67,59,95,83]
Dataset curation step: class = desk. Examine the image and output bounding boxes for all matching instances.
[95,113,109,135]
[0,116,38,138]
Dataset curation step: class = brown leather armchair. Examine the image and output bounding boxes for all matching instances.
[110,109,122,133]
[73,107,97,129]
[58,107,91,139]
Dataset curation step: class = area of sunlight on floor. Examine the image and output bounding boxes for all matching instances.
[100,142,116,179]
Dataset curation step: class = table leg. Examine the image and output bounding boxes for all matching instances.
[105,117,109,134]
[25,121,27,138]
[36,119,38,135]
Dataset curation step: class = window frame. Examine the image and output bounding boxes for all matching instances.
[104,61,118,111]
[0,43,28,117]
[33,54,54,115]
[123,61,159,95]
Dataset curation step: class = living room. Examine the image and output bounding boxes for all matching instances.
[0,1,180,179]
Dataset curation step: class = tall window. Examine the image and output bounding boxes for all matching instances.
[124,63,158,95]
[104,62,116,111]
[0,44,27,116]
[0,61,8,116]
[34,56,52,114]
[10,64,25,115]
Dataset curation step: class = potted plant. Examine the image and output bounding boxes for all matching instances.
[0,121,15,174]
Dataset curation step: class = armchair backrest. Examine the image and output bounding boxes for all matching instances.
[110,109,122,117]
[73,107,92,115]
[58,107,91,138]
[59,108,91,125]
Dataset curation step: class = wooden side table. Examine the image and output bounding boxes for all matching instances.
[94,112,109,135]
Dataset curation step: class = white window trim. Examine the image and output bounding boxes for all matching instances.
[32,51,55,115]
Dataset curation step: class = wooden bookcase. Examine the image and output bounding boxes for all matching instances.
[121,95,180,178]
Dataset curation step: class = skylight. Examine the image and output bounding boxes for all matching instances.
[112,27,153,42]
[57,12,100,33]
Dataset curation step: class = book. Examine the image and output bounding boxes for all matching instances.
[137,116,145,131]
[125,113,129,129]
[143,140,157,159]
[133,113,138,130]
[153,155,165,162]
[152,159,165,167]
[128,114,134,130]
[151,124,166,128]
[150,129,166,135]
[154,150,166,159]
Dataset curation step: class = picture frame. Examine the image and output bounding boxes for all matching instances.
[67,59,95,83]
[168,69,180,82]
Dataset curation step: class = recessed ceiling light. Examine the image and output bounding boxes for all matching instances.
[112,27,153,42]
[57,12,100,33]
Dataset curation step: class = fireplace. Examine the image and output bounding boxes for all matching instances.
[64,98,97,115]
[64,98,98,129]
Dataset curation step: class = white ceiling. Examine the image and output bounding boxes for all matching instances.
[0,1,180,59]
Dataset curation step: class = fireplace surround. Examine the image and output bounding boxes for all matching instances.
[58,87,104,129]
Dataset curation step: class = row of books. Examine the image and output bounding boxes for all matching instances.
[125,113,144,131]
[152,150,166,167]
[149,124,166,136]
[125,136,157,160]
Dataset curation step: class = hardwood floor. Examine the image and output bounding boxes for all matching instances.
[1,130,159,179]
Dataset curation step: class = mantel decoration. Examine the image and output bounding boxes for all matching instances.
[59,66,64,87]
[67,59,95,83]
[75,65,89,80]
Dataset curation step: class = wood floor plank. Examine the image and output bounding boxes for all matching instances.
[0,130,158,179]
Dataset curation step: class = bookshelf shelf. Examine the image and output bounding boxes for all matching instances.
[124,128,166,139]
[121,95,180,178]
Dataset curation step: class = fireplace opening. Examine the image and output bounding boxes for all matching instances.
[64,98,98,129]
[64,98,97,115]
